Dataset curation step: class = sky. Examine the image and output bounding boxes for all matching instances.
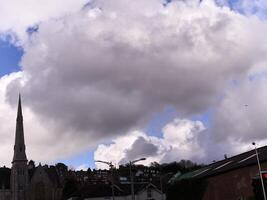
[0,0,267,170]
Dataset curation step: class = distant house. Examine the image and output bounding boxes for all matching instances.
[68,183,165,200]
[170,146,267,200]
[133,183,165,200]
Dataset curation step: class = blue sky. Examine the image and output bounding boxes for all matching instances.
[216,0,267,19]
[0,39,22,76]
[58,150,95,170]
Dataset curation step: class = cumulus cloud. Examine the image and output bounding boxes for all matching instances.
[0,0,88,42]
[124,137,159,161]
[94,118,205,169]
[7,0,267,142]
[212,77,267,143]
[1,0,267,166]
[0,73,96,167]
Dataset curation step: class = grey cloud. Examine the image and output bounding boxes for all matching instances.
[5,0,267,155]
[211,78,267,143]
[123,136,159,162]
[94,118,206,168]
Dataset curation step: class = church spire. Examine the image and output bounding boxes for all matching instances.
[17,93,23,121]
[12,94,27,163]
[11,94,29,200]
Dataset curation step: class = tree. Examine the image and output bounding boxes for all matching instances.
[62,178,79,200]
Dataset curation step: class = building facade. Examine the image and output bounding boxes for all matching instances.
[170,146,267,200]
[0,95,62,200]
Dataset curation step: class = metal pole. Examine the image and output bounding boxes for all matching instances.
[111,164,115,200]
[128,158,145,200]
[160,175,164,200]
[254,144,267,200]
[95,160,115,200]
[130,162,135,200]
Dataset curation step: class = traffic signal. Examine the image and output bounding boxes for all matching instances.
[252,173,267,200]
[252,177,262,200]
[262,173,267,179]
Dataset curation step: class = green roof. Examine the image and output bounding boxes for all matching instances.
[169,167,210,184]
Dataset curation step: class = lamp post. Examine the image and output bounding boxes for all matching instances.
[128,158,146,200]
[252,142,267,200]
[95,160,115,200]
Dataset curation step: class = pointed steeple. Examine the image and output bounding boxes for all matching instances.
[17,93,23,122]
[12,94,27,163]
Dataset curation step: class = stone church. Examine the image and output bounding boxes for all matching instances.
[0,95,63,200]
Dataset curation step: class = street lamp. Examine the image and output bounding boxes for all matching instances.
[95,160,115,200]
[129,158,146,200]
[252,142,267,200]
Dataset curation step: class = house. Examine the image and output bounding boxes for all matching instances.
[170,146,267,200]
[68,183,165,200]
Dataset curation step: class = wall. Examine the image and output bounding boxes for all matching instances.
[0,189,11,200]
[203,162,267,200]
[28,166,61,200]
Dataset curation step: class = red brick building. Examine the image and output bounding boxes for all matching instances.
[174,146,267,200]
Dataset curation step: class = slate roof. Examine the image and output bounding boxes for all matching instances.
[173,145,267,181]
[44,166,61,187]
[29,165,61,187]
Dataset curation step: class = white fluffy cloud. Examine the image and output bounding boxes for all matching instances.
[212,77,267,143]
[0,73,97,167]
[0,0,88,42]
[8,0,267,140]
[94,118,205,169]
[1,0,267,166]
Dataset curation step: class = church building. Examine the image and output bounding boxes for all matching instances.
[0,95,63,200]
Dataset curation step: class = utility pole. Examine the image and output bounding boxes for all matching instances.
[95,160,115,200]
[253,142,267,200]
[128,158,146,200]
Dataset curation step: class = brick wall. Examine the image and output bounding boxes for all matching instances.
[202,162,267,200]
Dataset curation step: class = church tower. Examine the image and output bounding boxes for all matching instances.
[11,95,28,200]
